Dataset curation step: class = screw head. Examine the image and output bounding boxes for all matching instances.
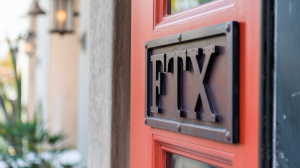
[178,33,182,41]
[177,124,181,132]
[145,42,148,48]
[226,24,231,32]
[225,131,231,141]
[144,118,147,124]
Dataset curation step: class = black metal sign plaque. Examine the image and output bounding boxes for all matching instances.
[145,21,239,143]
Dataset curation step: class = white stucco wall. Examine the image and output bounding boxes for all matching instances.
[35,0,50,123]
[77,0,90,167]
[88,0,131,167]
[35,0,90,166]
[89,0,113,167]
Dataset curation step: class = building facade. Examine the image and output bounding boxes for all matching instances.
[30,0,300,167]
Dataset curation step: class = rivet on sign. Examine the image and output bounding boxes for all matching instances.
[144,118,147,124]
[226,131,231,141]
[178,33,182,41]
[177,124,181,132]
[145,42,148,48]
[226,24,231,32]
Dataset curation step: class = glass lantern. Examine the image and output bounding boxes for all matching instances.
[49,0,74,34]
[25,32,35,55]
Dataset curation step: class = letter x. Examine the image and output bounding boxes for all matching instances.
[186,46,220,122]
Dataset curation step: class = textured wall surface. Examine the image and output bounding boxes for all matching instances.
[48,0,79,146]
[110,0,131,167]
[275,0,300,167]
[88,0,131,167]
[48,27,79,146]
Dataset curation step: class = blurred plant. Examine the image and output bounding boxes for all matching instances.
[0,39,78,168]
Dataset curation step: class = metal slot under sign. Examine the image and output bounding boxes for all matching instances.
[145,21,239,143]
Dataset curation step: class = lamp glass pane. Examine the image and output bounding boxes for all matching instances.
[50,0,74,33]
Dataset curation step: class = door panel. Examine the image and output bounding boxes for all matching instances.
[153,135,235,168]
[131,0,259,167]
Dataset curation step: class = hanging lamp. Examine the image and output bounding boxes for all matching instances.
[49,0,75,34]
[29,0,46,15]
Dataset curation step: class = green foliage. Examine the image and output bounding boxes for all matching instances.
[0,39,76,168]
[171,0,214,14]
[0,115,68,167]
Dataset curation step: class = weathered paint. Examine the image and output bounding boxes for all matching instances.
[274,0,300,167]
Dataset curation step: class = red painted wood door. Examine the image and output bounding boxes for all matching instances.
[131,0,260,167]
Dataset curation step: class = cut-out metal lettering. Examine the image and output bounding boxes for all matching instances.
[145,21,239,143]
[166,50,189,117]
[151,47,220,122]
[150,54,165,113]
[186,46,220,122]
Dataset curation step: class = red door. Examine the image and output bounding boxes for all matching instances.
[131,0,259,167]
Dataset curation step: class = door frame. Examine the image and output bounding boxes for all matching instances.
[258,0,275,167]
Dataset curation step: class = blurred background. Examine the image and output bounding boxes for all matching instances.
[0,0,89,167]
